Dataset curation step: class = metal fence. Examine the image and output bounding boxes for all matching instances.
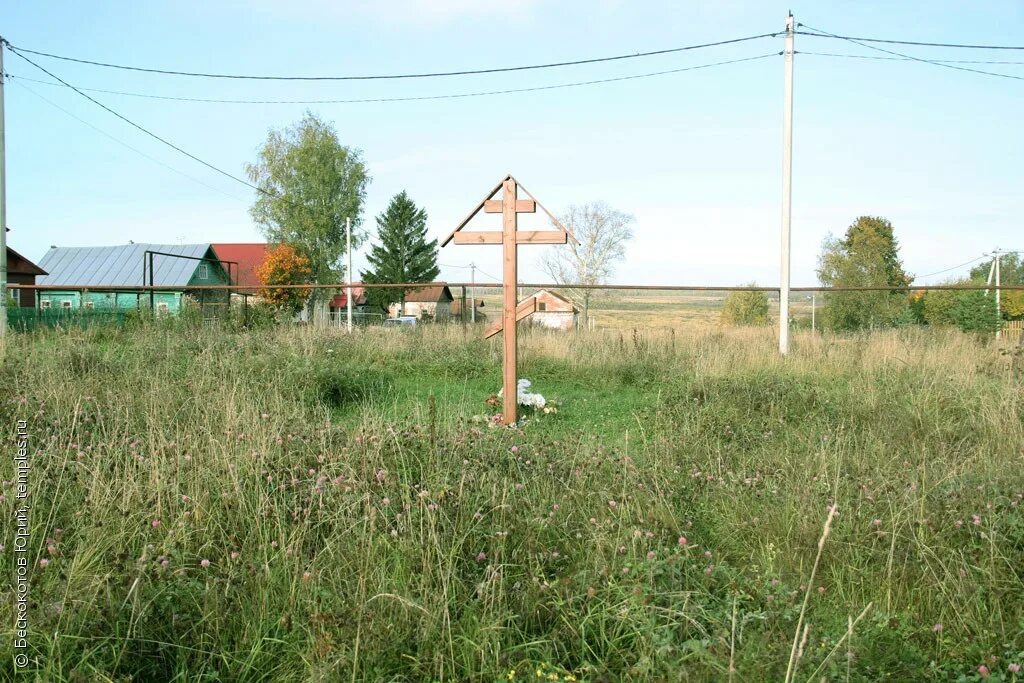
[7,307,133,331]
[327,311,386,326]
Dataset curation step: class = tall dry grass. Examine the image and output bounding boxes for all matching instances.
[0,322,1021,681]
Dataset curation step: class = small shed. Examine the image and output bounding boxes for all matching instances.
[7,247,47,308]
[389,284,454,321]
[529,289,578,331]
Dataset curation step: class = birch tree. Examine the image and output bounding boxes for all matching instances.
[539,202,634,326]
[246,112,370,301]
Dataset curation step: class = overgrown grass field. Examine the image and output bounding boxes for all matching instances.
[1,323,1022,681]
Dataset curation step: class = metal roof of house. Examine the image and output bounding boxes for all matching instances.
[404,284,454,303]
[210,243,268,290]
[7,247,47,276]
[330,287,369,308]
[531,289,579,312]
[37,244,213,287]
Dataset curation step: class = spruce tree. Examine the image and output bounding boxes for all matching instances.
[362,192,439,315]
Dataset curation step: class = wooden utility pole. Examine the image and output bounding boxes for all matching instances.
[442,175,571,425]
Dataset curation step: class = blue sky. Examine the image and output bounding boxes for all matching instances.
[4,1,1022,286]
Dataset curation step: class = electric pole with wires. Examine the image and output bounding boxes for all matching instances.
[984,249,1005,339]
[779,13,795,355]
[470,263,477,323]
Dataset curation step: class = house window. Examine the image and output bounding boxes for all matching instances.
[157,302,170,315]
[198,263,209,280]
[61,300,73,309]
[538,302,547,311]
[40,300,51,309]
[84,301,95,310]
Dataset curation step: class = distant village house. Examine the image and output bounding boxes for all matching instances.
[209,243,268,298]
[529,289,579,331]
[7,247,47,308]
[36,243,231,314]
[390,285,454,321]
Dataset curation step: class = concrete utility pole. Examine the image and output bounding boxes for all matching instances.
[985,249,1003,340]
[810,293,816,333]
[0,40,8,350]
[346,217,353,332]
[470,262,477,323]
[778,12,795,355]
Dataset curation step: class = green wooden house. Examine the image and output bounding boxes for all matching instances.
[36,243,231,314]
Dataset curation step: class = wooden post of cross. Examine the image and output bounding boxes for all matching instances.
[442,175,572,425]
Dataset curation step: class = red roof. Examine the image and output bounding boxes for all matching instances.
[210,243,268,290]
[330,287,368,308]
[403,284,454,303]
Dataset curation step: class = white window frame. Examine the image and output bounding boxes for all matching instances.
[61,300,73,309]
[40,299,51,309]
[157,302,170,315]
[198,263,209,280]
[84,301,95,310]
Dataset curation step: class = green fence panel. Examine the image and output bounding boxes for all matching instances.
[7,308,132,331]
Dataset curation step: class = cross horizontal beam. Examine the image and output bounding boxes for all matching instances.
[452,230,568,245]
[484,199,536,213]
[483,296,537,339]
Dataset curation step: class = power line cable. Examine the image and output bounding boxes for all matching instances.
[5,45,281,199]
[797,50,1024,65]
[797,23,1024,81]
[474,267,501,282]
[0,33,778,81]
[912,254,990,281]
[3,52,780,105]
[794,30,1024,50]
[10,79,247,201]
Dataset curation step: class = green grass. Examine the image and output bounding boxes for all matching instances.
[0,322,1022,681]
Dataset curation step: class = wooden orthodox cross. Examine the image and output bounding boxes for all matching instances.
[442,175,572,425]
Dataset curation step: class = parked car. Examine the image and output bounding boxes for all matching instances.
[382,316,418,328]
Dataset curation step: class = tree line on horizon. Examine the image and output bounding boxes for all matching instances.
[239,112,1010,334]
[722,215,1021,333]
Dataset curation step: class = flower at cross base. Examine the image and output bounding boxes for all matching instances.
[498,379,546,409]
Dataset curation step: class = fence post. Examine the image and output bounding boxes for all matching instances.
[460,285,467,329]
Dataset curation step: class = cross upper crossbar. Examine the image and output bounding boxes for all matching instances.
[451,230,567,245]
[484,199,535,213]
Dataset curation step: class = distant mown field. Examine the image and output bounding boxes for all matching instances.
[1,323,1022,681]
[468,287,814,331]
